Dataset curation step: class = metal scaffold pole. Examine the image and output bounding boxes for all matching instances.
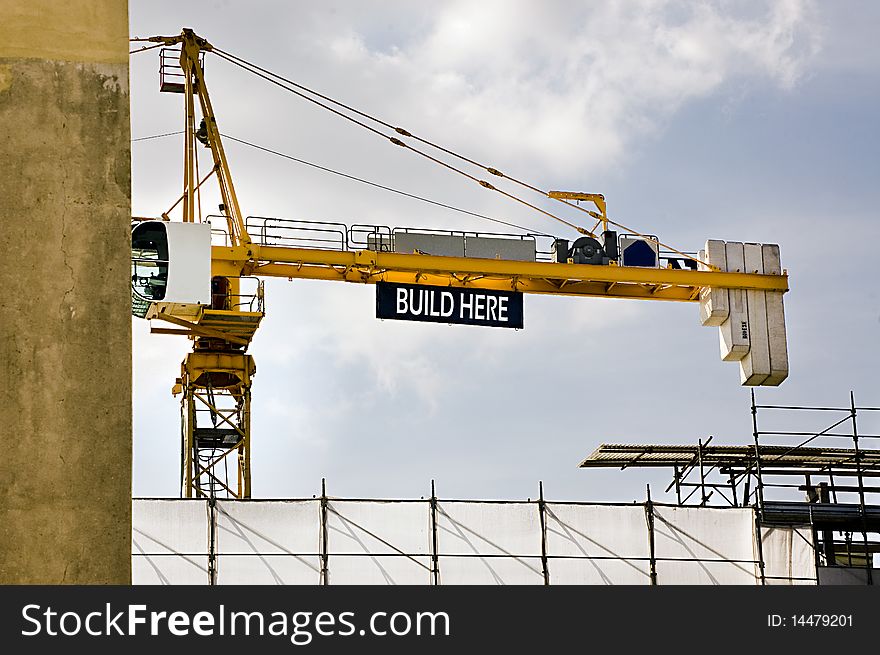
[538,481,550,586]
[430,480,440,586]
[645,485,657,586]
[320,478,329,585]
[850,392,873,585]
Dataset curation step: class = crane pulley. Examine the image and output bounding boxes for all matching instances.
[130,29,790,499]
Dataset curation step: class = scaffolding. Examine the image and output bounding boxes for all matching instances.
[580,391,880,584]
[133,393,877,585]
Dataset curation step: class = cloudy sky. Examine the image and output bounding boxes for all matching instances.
[129,1,880,503]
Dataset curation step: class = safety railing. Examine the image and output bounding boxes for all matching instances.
[211,276,264,314]
[158,48,203,94]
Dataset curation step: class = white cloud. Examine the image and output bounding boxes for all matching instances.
[308,0,822,178]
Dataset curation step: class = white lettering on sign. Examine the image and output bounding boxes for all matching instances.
[391,286,513,324]
[430,290,443,316]
[460,293,474,319]
[441,291,454,317]
[411,289,423,315]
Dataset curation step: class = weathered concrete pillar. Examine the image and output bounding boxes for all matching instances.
[0,0,131,583]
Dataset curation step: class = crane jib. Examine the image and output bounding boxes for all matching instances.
[376,282,524,329]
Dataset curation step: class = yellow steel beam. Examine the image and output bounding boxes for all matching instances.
[256,265,703,301]
[194,441,244,481]
[211,244,788,302]
[153,311,249,345]
[182,47,197,223]
[193,394,247,438]
[184,351,255,378]
[196,468,239,499]
[548,190,606,230]
[263,246,788,290]
[150,328,193,336]
[180,30,252,250]
[210,245,252,277]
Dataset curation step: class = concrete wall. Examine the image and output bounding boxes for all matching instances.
[0,0,131,583]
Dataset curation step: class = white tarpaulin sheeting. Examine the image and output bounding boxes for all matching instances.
[132,499,814,585]
[327,500,429,556]
[324,500,431,584]
[549,558,650,585]
[132,554,209,585]
[132,499,209,585]
[216,500,319,554]
[653,506,757,585]
[761,526,817,585]
[327,555,432,585]
[437,502,542,557]
[214,500,321,585]
[434,502,543,584]
[215,555,320,585]
[544,504,651,585]
[438,556,545,585]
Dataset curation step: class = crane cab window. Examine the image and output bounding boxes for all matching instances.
[131,222,169,302]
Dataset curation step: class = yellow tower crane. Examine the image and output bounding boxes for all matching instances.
[130,30,790,499]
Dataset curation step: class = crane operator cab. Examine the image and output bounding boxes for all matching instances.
[131,220,212,319]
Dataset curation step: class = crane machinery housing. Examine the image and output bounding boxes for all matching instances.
[130,29,790,500]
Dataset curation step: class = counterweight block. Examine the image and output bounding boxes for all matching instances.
[699,240,789,386]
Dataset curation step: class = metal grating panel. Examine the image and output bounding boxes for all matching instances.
[580,443,880,474]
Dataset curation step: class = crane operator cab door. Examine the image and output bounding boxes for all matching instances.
[131,220,212,319]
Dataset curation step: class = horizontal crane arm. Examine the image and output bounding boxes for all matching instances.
[210,244,788,303]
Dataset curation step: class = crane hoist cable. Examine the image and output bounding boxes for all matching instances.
[131,130,185,142]
[219,134,552,237]
[130,42,165,55]
[131,129,549,236]
[210,49,592,238]
[210,46,710,268]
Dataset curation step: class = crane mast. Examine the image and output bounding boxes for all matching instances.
[141,30,262,499]
[132,29,790,499]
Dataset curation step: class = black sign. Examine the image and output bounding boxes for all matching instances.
[376,282,523,329]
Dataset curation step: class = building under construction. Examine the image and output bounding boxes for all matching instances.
[132,393,879,585]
